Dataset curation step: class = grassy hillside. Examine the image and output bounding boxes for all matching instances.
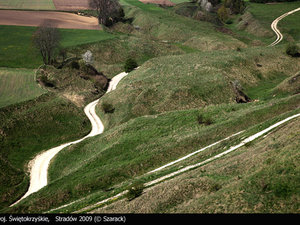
[5,92,299,213]
[248,2,300,42]
[94,116,300,213]
[0,93,91,210]
[1,0,300,214]
[97,46,300,129]
[0,67,46,108]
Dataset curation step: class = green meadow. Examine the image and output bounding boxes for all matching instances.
[0,67,46,108]
[0,25,117,68]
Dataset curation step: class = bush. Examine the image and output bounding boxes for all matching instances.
[101,102,115,113]
[197,114,214,126]
[286,44,300,57]
[126,182,144,201]
[70,61,80,70]
[217,5,229,22]
[224,0,246,14]
[124,58,138,73]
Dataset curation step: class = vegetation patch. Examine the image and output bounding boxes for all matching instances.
[0,93,90,210]
[0,68,46,108]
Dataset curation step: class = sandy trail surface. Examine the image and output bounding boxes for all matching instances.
[269,7,300,46]
[10,71,129,207]
[0,10,100,30]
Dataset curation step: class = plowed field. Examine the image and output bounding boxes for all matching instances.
[139,0,175,6]
[53,0,91,11]
[0,10,100,30]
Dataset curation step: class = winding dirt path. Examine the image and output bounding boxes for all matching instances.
[10,71,129,207]
[269,7,300,46]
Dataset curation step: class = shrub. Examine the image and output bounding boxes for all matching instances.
[224,0,246,14]
[217,5,229,22]
[70,61,80,70]
[124,58,138,73]
[101,102,115,113]
[197,114,214,126]
[39,74,55,87]
[286,44,300,57]
[126,182,144,201]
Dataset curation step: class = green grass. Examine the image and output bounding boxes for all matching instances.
[0,93,91,210]
[169,0,190,3]
[0,0,55,10]
[5,93,299,213]
[93,115,300,213]
[1,0,300,214]
[248,2,300,42]
[96,46,300,130]
[122,0,244,50]
[0,25,117,68]
[0,67,46,108]
[245,71,289,100]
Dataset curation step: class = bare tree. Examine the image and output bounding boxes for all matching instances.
[32,21,60,65]
[89,0,124,26]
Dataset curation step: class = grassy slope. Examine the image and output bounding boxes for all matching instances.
[248,2,300,42]
[123,0,245,50]
[97,46,300,130]
[0,67,46,108]
[6,93,299,213]
[95,116,300,213]
[0,93,91,210]
[0,0,55,10]
[2,0,300,214]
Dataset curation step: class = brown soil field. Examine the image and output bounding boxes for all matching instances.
[139,0,175,6]
[53,0,91,11]
[0,10,100,30]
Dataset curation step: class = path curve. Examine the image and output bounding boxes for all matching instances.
[269,7,300,46]
[10,71,128,207]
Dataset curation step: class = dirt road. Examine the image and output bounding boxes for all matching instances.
[269,7,300,46]
[10,71,129,207]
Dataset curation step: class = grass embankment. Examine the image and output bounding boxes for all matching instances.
[121,0,245,50]
[6,92,299,213]
[219,1,300,45]
[95,116,300,213]
[248,2,300,42]
[6,43,300,212]
[97,46,300,130]
[0,67,46,108]
[0,93,91,210]
[2,0,300,214]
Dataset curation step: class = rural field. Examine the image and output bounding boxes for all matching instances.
[0,68,46,108]
[0,0,90,10]
[0,10,100,30]
[0,0,55,10]
[0,0,299,215]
